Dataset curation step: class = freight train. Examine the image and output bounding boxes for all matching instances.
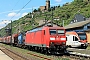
[0,26,67,54]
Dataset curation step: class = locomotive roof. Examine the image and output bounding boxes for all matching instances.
[29,27,43,32]
[27,26,65,33]
[49,26,65,29]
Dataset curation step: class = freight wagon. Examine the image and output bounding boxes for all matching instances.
[0,26,67,54]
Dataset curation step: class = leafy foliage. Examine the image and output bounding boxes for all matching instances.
[0,0,90,36]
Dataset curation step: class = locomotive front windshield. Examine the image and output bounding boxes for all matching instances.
[57,30,65,35]
[78,33,86,40]
[49,29,65,35]
[50,30,56,35]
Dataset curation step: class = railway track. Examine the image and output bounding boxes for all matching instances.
[27,50,90,60]
[0,46,29,60]
[43,48,90,60]
[0,44,52,60]
[66,48,90,60]
[1,43,90,60]
[49,51,90,60]
[68,52,90,60]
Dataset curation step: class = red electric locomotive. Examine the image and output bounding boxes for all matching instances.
[25,26,67,54]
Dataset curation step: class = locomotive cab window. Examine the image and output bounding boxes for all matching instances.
[49,30,56,35]
[78,33,86,40]
[57,30,64,35]
[73,36,78,41]
[75,36,78,41]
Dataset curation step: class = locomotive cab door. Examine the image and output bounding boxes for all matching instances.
[41,30,45,47]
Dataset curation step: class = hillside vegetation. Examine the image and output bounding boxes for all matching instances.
[0,0,90,36]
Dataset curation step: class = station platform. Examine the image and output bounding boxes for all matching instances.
[0,50,13,60]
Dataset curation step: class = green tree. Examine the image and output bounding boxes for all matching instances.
[48,8,51,11]
[33,9,37,12]
[74,0,83,2]
[37,8,41,12]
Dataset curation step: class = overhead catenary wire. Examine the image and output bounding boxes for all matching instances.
[0,1,61,27]
[10,0,32,20]
[9,0,32,46]
[0,1,62,29]
[12,0,21,11]
[1,0,21,27]
[0,2,61,15]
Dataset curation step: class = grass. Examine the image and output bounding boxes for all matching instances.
[0,43,70,60]
[86,45,90,50]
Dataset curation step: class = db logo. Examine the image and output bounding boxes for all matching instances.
[56,38,59,40]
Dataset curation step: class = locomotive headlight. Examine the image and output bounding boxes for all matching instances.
[60,38,66,40]
[50,38,55,40]
[62,42,66,45]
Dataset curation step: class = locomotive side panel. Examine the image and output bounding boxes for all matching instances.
[25,32,34,45]
[25,30,48,47]
[44,27,50,47]
[34,31,42,45]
